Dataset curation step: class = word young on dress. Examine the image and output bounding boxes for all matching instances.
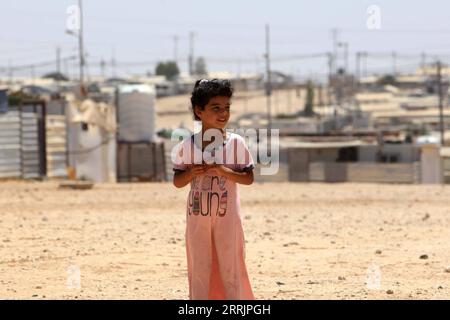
[171,124,279,175]
[188,175,228,217]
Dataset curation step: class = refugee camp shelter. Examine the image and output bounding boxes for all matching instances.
[66,98,117,183]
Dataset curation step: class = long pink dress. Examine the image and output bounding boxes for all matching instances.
[173,132,255,300]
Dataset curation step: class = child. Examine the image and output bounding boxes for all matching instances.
[172,79,255,300]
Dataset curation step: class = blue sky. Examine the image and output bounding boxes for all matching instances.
[2,0,450,80]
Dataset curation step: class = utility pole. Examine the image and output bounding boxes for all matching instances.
[420,52,427,68]
[344,43,349,73]
[31,65,35,84]
[356,51,361,88]
[237,58,242,78]
[66,1,85,87]
[100,58,106,78]
[78,0,85,88]
[56,46,61,74]
[327,52,333,105]
[362,51,368,77]
[437,60,445,146]
[331,28,339,75]
[64,58,69,80]
[189,32,196,76]
[264,23,272,131]
[56,47,61,91]
[338,42,348,73]
[421,52,427,71]
[111,47,116,78]
[392,51,397,76]
[8,60,13,84]
[173,35,179,64]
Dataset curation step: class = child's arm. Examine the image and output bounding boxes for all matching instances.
[210,165,254,185]
[173,165,208,188]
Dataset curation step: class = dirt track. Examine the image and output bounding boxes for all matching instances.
[1,181,449,299]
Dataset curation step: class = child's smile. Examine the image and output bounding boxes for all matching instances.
[195,96,231,130]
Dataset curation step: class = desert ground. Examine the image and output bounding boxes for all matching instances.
[1,180,449,300]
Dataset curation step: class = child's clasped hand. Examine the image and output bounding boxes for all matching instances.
[189,164,229,177]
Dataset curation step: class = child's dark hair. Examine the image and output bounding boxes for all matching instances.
[190,78,233,120]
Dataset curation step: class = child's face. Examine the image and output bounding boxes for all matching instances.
[195,96,230,130]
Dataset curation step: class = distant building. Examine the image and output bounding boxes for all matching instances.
[282,136,423,184]
[131,75,177,97]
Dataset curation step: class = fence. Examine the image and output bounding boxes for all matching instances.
[20,109,42,179]
[0,102,45,179]
[0,100,68,180]
[117,141,166,182]
[308,162,420,183]
[0,108,21,178]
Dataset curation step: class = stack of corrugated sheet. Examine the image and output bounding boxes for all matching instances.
[20,111,40,179]
[46,115,67,178]
[0,110,21,178]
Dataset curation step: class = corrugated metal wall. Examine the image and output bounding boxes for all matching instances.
[0,105,51,180]
[20,111,41,179]
[0,109,21,178]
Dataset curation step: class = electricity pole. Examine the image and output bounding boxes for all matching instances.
[338,42,348,73]
[78,0,85,87]
[31,65,35,84]
[356,51,361,89]
[331,28,339,75]
[392,51,397,76]
[264,24,272,131]
[111,47,116,78]
[437,60,445,146]
[56,46,61,74]
[173,35,179,64]
[327,52,333,105]
[56,47,61,90]
[66,1,85,86]
[100,58,106,78]
[421,52,427,71]
[8,60,13,84]
[189,32,196,75]
[362,51,368,77]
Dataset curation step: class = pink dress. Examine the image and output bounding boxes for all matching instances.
[173,132,255,300]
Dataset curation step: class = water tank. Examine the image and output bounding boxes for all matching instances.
[117,84,156,142]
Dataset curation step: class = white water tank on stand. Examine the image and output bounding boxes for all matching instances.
[117,84,156,142]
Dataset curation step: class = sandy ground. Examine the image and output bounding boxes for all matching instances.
[1,180,449,300]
